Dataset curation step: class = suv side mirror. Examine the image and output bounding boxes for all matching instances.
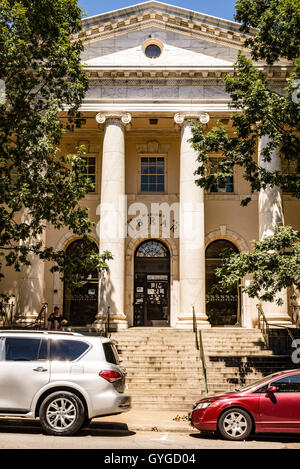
[267,385,277,393]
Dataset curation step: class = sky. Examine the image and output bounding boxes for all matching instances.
[77,0,237,22]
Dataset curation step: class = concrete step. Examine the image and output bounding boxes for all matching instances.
[131,394,200,403]
[127,388,204,396]
[111,327,293,410]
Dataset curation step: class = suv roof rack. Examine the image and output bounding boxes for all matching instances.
[0,330,83,337]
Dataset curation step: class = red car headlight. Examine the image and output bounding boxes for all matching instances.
[194,401,219,410]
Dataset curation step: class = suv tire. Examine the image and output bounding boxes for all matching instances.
[39,391,86,436]
[218,408,252,441]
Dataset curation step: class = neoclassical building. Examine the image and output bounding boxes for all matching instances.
[3,1,299,330]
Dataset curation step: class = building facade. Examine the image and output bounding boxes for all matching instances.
[3,1,299,330]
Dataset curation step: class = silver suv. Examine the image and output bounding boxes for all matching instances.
[0,330,131,436]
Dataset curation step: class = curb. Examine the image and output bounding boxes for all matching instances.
[126,423,198,433]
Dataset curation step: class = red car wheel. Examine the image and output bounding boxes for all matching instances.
[218,408,253,441]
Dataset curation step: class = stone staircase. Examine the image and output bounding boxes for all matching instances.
[111,327,296,411]
[111,328,204,411]
[201,328,297,395]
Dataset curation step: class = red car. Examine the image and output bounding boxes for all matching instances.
[189,369,300,441]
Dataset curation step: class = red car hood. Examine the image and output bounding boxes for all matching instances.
[195,391,244,405]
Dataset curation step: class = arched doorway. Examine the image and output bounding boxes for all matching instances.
[63,239,99,326]
[205,240,240,327]
[134,239,170,326]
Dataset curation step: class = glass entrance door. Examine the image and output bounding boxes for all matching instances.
[134,273,169,326]
[134,240,170,326]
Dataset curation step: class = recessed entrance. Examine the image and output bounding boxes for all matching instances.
[134,240,170,326]
[63,239,99,326]
[205,240,240,326]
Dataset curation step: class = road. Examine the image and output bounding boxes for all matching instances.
[0,418,300,450]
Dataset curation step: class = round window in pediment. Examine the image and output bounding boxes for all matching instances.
[142,38,163,59]
[145,44,161,58]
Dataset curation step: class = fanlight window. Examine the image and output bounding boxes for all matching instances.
[135,240,169,258]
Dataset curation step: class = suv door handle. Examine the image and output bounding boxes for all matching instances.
[33,367,48,372]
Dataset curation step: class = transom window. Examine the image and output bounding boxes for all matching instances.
[209,157,234,193]
[84,155,96,192]
[140,157,165,193]
[135,240,169,258]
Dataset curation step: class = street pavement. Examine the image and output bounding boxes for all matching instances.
[0,409,300,450]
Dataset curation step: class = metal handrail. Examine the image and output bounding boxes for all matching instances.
[193,306,208,396]
[104,306,111,338]
[256,303,296,348]
[25,302,48,330]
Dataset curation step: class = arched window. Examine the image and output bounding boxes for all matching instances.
[205,240,240,326]
[135,239,170,258]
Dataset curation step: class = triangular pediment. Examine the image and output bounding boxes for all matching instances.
[83,42,234,68]
[77,1,250,52]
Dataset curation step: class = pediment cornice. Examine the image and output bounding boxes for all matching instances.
[85,66,291,85]
[75,2,251,50]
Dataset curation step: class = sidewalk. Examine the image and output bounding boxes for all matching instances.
[94,409,198,434]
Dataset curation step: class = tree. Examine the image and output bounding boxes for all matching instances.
[216,225,300,305]
[0,0,112,290]
[190,0,300,302]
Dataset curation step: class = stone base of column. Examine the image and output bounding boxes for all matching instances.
[263,315,293,327]
[14,312,39,327]
[93,313,128,332]
[260,294,292,327]
[176,315,211,329]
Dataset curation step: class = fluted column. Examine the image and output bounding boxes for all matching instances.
[258,135,291,325]
[175,113,210,329]
[94,112,131,331]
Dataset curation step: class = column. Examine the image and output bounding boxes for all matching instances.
[258,135,291,325]
[94,112,131,331]
[16,213,46,325]
[175,114,210,328]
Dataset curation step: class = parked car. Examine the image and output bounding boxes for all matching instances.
[0,330,131,436]
[189,369,300,441]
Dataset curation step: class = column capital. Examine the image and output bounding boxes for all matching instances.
[174,112,210,125]
[96,112,132,126]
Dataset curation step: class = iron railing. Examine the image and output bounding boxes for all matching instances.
[104,306,111,337]
[257,303,296,350]
[25,302,48,330]
[193,306,208,395]
[0,302,14,326]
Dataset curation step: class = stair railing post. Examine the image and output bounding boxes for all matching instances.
[193,306,208,396]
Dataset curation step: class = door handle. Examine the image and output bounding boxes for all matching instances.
[33,367,48,372]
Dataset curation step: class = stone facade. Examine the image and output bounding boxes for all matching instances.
[2,1,298,329]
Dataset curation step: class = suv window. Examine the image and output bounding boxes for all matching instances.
[0,337,48,361]
[103,342,120,365]
[50,339,90,361]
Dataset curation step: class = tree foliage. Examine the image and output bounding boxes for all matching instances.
[216,226,300,305]
[0,0,111,288]
[190,0,300,302]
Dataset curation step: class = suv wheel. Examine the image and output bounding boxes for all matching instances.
[39,391,85,436]
[218,408,252,441]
